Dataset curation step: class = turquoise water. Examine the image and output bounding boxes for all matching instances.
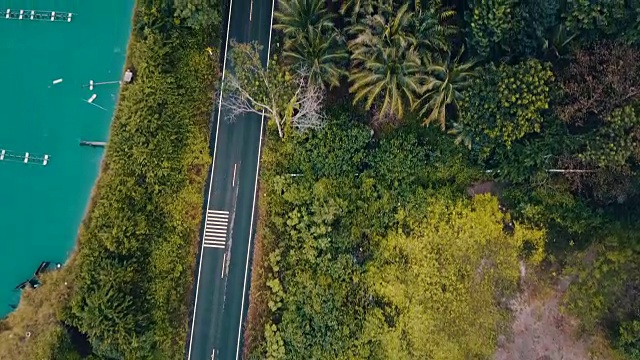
[0,0,134,315]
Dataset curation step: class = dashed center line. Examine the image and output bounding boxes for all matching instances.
[203,210,229,249]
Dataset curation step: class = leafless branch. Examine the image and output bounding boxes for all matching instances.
[291,80,327,132]
[221,61,327,138]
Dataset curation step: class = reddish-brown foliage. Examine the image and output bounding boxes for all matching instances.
[557,155,635,204]
[556,42,640,126]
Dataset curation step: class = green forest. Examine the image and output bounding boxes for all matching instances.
[237,0,640,359]
[2,0,640,359]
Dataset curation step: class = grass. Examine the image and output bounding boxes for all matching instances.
[0,259,75,360]
[243,186,271,359]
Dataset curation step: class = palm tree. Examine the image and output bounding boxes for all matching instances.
[412,1,458,57]
[350,47,422,119]
[337,0,370,16]
[283,26,348,89]
[348,4,422,119]
[413,51,477,129]
[337,0,412,25]
[274,0,334,38]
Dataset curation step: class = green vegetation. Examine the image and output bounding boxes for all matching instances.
[0,0,220,359]
[244,0,640,359]
[456,59,554,154]
[275,0,347,88]
[66,29,215,358]
[365,195,545,360]
[4,0,639,358]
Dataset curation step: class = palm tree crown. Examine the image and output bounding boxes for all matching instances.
[414,51,477,129]
[276,0,347,89]
[337,0,393,24]
[283,26,348,89]
[348,4,421,119]
[413,2,458,57]
[274,0,334,37]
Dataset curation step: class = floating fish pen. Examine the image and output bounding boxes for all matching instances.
[34,261,51,276]
[13,277,39,290]
[3,9,75,22]
[0,149,49,165]
[80,141,106,148]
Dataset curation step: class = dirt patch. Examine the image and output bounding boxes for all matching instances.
[495,272,618,360]
[495,293,591,360]
[468,180,504,199]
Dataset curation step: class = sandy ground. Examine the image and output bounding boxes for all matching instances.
[495,290,592,360]
[466,186,613,360]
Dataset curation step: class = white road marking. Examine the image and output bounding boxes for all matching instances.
[221,253,226,278]
[249,0,253,22]
[202,211,229,249]
[204,233,226,238]
[188,0,234,351]
[233,163,237,186]
[203,243,225,249]
[205,240,226,245]
[206,225,228,230]
[235,1,275,358]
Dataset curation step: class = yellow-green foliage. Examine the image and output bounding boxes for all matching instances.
[364,195,545,359]
[458,59,554,153]
[583,104,640,168]
[565,227,640,358]
[466,0,516,56]
[0,266,79,360]
[563,0,631,35]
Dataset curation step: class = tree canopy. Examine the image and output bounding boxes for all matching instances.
[365,195,544,360]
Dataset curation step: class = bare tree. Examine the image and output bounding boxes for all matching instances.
[289,79,327,132]
[221,41,326,138]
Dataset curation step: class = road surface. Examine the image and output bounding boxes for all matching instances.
[187,0,274,359]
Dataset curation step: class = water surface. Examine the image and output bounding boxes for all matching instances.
[0,0,134,315]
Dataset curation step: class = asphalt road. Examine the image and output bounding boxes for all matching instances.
[187,1,274,359]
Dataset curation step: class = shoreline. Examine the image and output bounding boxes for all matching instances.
[0,1,137,318]
[0,4,138,359]
[0,0,222,355]
[67,5,138,261]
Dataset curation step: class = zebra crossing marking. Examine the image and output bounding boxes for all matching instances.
[203,210,229,249]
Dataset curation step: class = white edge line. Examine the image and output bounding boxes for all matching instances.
[235,0,275,358]
[187,0,234,356]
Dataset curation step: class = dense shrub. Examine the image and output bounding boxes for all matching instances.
[58,1,219,359]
